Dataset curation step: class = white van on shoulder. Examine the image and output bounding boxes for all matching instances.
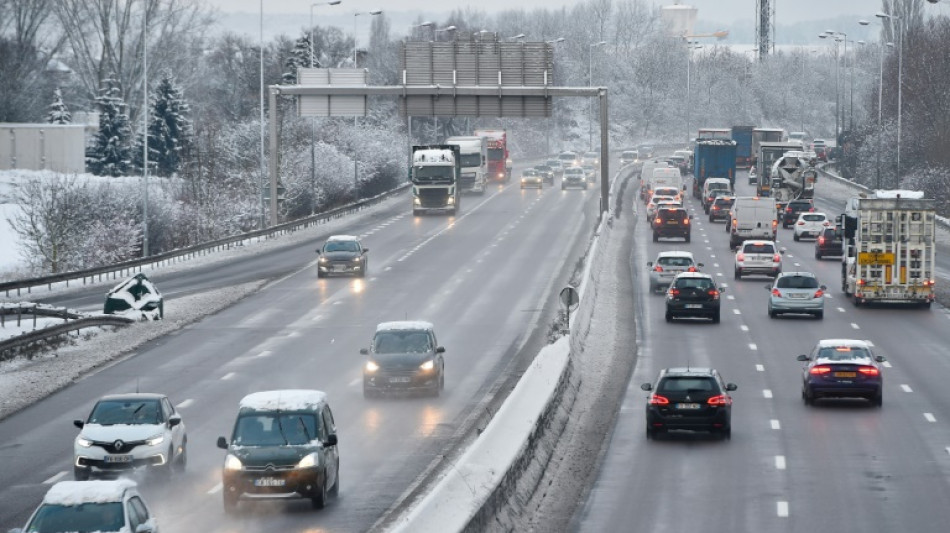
[728,196,777,249]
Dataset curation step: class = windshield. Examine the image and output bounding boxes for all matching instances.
[324,240,360,253]
[816,346,871,361]
[565,168,583,176]
[88,399,161,425]
[657,256,693,267]
[559,154,576,161]
[776,276,819,289]
[233,413,320,446]
[27,502,125,533]
[743,243,775,254]
[373,330,432,354]
[413,166,454,182]
[459,153,481,167]
[488,148,504,160]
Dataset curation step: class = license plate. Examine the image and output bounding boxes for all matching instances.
[253,477,286,487]
[104,455,133,464]
[332,265,345,272]
[667,221,678,224]
[676,403,700,410]
[389,376,412,383]
[834,372,857,378]
[788,293,809,299]
[685,304,702,309]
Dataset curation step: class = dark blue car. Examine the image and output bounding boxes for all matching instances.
[798,339,886,406]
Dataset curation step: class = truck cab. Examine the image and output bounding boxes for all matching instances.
[445,136,488,195]
[411,145,461,216]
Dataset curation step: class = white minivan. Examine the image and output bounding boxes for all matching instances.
[701,177,732,213]
[728,196,778,249]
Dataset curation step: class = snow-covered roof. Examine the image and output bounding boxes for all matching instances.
[816,339,870,349]
[376,320,434,332]
[98,393,166,402]
[327,235,359,242]
[43,479,136,505]
[239,390,328,412]
[655,250,694,259]
[413,149,455,164]
[872,189,925,200]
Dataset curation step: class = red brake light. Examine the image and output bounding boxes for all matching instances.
[814,289,824,298]
[707,394,732,406]
[655,217,662,225]
[654,265,663,272]
[773,254,782,262]
[684,218,690,224]
[785,207,792,212]
[669,288,680,297]
[856,279,866,286]
[797,221,805,225]
[736,252,745,261]
[649,394,670,405]
[712,205,720,211]
[771,288,781,297]
[708,289,720,299]
[809,365,832,375]
[858,366,880,376]
[818,236,825,244]
[809,207,815,212]
[687,266,697,272]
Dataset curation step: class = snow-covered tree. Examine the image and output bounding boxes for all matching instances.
[47,88,72,124]
[89,77,133,177]
[283,34,313,84]
[139,72,193,177]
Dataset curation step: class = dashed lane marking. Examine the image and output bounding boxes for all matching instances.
[777,501,789,518]
[771,419,781,430]
[749,343,758,350]
[349,378,361,387]
[207,483,222,495]
[176,399,194,409]
[775,456,786,470]
[727,295,735,300]
[851,323,860,329]
[220,372,236,380]
[740,324,749,331]
[837,307,846,312]
[756,364,765,371]
[882,361,892,368]
[763,389,773,398]
[925,413,937,423]
[901,384,913,393]
[733,309,741,314]
[43,471,68,485]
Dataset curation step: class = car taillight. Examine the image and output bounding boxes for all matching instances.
[814,289,824,298]
[712,206,719,211]
[823,221,831,226]
[707,394,732,406]
[785,207,792,212]
[856,279,866,286]
[858,366,880,376]
[687,266,697,272]
[809,365,832,375]
[732,219,737,227]
[668,288,680,297]
[771,289,782,297]
[797,221,805,225]
[649,394,670,405]
[654,265,663,272]
[773,254,782,262]
[772,220,778,228]
[708,289,720,299]
[818,236,825,244]
[655,217,662,225]
[736,252,745,261]
[684,218,690,224]
[809,207,815,212]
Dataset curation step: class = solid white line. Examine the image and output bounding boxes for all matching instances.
[925,413,937,423]
[176,399,194,409]
[775,455,786,470]
[851,322,860,329]
[256,351,272,358]
[763,389,773,398]
[43,471,68,485]
[756,364,765,372]
[771,419,781,430]
[777,501,789,518]
[740,324,749,331]
[207,483,222,495]
[882,361,892,368]
[901,384,913,393]
[749,343,758,351]
[349,378,361,387]
[220,372,236,381]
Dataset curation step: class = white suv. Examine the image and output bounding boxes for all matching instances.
[73,393,187,480]
[12,479,159,533]
[793,212,831,241]
[647,251,702,293]
[734,240,784,279]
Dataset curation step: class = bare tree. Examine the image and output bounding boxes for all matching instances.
[0,0,66,121]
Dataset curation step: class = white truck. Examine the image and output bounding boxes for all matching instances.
[410,145,461,216]
[728,196,778,249]
[841,190,936,307]
[648,167,684,194]
[769,151,818,212]
[445,136,488,194]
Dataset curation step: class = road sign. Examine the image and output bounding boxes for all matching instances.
[559,286,579,312]
[858,252,895,266]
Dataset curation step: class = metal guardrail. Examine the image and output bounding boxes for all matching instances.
[0,183,410,298]
[0,315,135,360]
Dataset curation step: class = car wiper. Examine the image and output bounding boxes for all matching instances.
[298,416,312,443]
[275,415,289,445]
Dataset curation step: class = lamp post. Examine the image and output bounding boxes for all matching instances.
[588,40,607,151]
[307,1,342,216]
[434,25,457,42]
[685,40,702,146]
[409,21,434,41]
[310,1,343,68]
[141,6,149,256]
[877,11,903,187]
[819,31,845,141]
[860,18,890,189]
[353,9,382,66]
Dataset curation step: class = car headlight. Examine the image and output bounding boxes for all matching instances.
[420,360,435,371]
[76,436,93,448]
[296,453,320,469]
[319,256,328,263]
[145,433,165,446]
[447,196,455,205]
[224,454,243,471]
[365,361,379,372]
[413,197,421,205]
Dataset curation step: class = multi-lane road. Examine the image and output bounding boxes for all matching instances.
[575,170,950,533]
[0,167,601,532]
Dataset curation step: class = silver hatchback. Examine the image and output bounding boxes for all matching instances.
[647,251,702,293]
[767,272,826,319]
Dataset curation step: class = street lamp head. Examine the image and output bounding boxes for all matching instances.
[328,0,342,5]
[510,33,526,40]
[417,21,434,28]
[886,42,895,48]
[819,33,828,39]
[859,19,870,26]
[876,12,891,19]
[591,40,607,47]
[369,9,382,15]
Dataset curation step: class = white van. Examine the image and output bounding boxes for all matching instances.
[728,196,777,249]
[649,167,684,193]
[701,177,732,212]
[639,159,671,201]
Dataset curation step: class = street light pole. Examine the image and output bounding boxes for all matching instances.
[353,9,382,66]
[307,1,342,215]
[877,11,902,187]
[545,37,565,155]
[588,41,607,151]
[685,41,702,147]
[860,18,889,189]
[141,5,149,256]
[820,31,846,142]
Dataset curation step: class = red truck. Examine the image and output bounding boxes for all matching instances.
[474,129,511,183]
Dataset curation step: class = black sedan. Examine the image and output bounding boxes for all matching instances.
[641,367,737,440]
[665,272,724,323]
[316,235,368,278]
[797,339,886,406]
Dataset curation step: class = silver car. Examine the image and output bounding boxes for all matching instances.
[647,251,702,293]
[767,272,826,319]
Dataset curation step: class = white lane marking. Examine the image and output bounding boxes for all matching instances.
[794,262,801,267]
[710,254,717,259]
[312,315,324,322]
[925,413,937,423]
[727,294,735,300]
[838,307,846,312]
[208,483,222,495]
[771,419,781,430]
[740,324,749,332]
[333,301,343,306]
[901,384,913,393]
[763,389,773,398]
[369,277,378,281]
[43,471,68,484]
[756,364,765,372]
[176,399,194,409]
[749,343,758,351]
[775,456,786,470]
[851,322,860,329]
[256,351,272,358]
[349,378,361,387]
[220,372,236,381]
[714,263,720,268]
[385,266,392,271]
[777,501,789,518]
[946,447,950,456]
[706,246,713,250]
[824,293,834,299]
[882,361,892,368]
[733,309,741,315]
[717,272,723,276]
[704,239,710,244]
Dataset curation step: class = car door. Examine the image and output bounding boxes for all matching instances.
[321,407,339,489]
[162,398,183,454]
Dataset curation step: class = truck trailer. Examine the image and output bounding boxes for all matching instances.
[692,139,737,199]
[731,125,755,168]
[473,129,510,183]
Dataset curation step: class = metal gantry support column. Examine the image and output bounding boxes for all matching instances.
[268,87,280,227]
[599,88,609,215]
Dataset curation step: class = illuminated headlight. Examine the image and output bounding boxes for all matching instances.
[319,256,329,263]
[365,361,380,372]
[498,173,504,178]
[145,433,165,446]
[352,257,362,263]
[420,360,435,371]
[296,453,320,469]
[447,196,455,205]
[413,197,421,205]
[224,454,244,471]
[76,436,93,448]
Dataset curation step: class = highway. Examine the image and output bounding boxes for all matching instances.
[0,166,601,532]
[574,170,950,533]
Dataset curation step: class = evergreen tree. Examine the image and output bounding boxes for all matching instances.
[88,77,133,176]
[47,88,72,124]
[283,34,314,84]
[141,72,193,177]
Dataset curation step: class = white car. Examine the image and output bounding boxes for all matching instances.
[647,251,702,293]
[647,197,682,221]
[12,479,159,533]
[793,212,831,241]
[734,240,784,279]
[73,393,187,480]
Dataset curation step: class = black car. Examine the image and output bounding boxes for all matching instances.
[316,235,368,278]
[535,164,555,184]
[781,199,815,228]
[652,207,691,242]
[641,367,737,439]
[361,321,445,398]
[797,339,886,406]
[814,227,844,259]
[708,196,734,222]
[665,272,724,323]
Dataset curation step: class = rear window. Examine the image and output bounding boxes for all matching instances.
[622,151,637,158]
[743,243,775,254]
[657,256,693,267]
[816,346,871,361]
[654,188,679,196]
[801,214,825,221]
[673,277,714,290]
[707,182,729,191]
[789,201,812,210]
[659,209,687,220]
[658,377,717,393]
[714,198,735,207]
[776,276,819,289]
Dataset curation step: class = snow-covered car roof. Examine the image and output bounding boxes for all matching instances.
[816,339,871,350]
[655,251,695,259]
[327,235,360,242]
[97,393,166,402]
[43,479,137,505]
[239,390,328,412]
[375,320,435,332]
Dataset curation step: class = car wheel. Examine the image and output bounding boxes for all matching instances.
[646,426,656,440]
[720,426,731,440]
[769,308,777,318]
[665,311,673,323]
[685,233,691,243]
[734,268,741,280]
[711,311,720,324]
[362,386,378,400]
[561,184,566,190]
[802,388,814,406]
[709,215,714,222]
[872,392,883,407]
[317,270,325,279]
[73,467,90,481]
[815,250,822,260]
[815,311,824,319]
[652,232,658,242]
[329,462,340,496]
[173,439,187,473]
[312,479,328,509]
[413,209,421,216]
[223,492,239,514]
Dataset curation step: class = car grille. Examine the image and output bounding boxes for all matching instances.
[460,174,476,188]
[244,463,297,472]
[419,188,449,207]
[94,439,146,454]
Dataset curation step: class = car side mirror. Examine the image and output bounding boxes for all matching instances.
[780,248,787,254]
[764,284,772,291]
[325,434,338,447]
[315,249,321,254]
[362,248,369,254]
[875,355,887,363]
[360,348,369,355]
[647,262,653,267]
[436,346,446,354]
[640,383,653,391]
[688,215,694,219]
[73,419,84,429]
[217,437,228,449]
[819,285,827,291]
[796,354,810,361]
[725,383,738,391]
[168,415,182,428]
[718,286,726,293]
[696,263,704,268]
